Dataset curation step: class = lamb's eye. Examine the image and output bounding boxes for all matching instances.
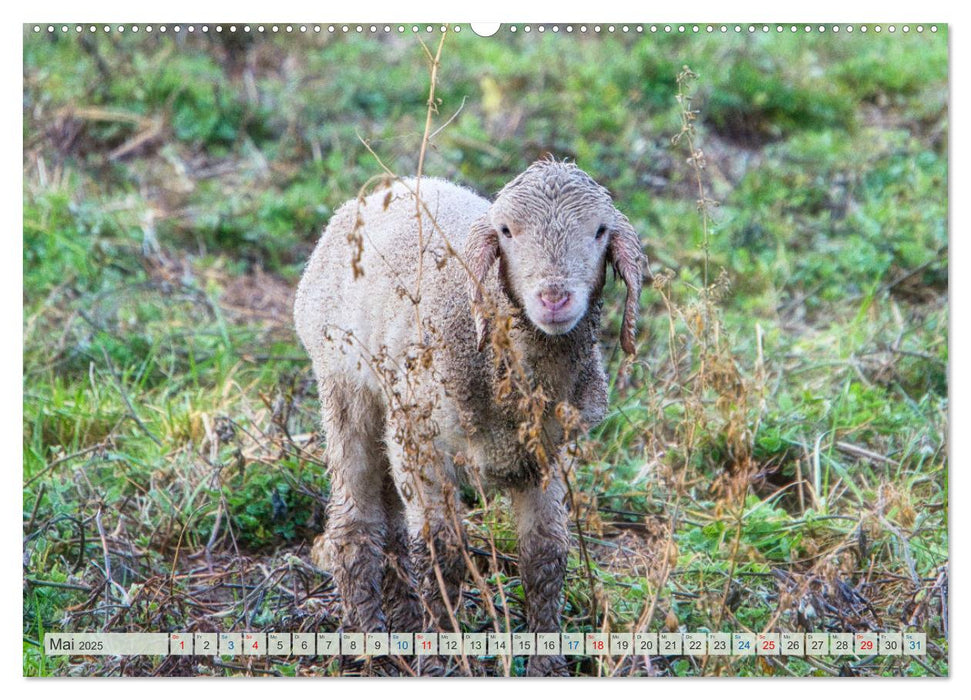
[500,225,512,239]
[595,224,608,240]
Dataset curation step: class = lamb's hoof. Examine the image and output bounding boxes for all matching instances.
[526,654,569,677]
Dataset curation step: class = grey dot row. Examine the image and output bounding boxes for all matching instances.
[30,24,940,35]
[31,24,461,34]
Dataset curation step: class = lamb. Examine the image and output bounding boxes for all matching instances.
[294,158,647,676]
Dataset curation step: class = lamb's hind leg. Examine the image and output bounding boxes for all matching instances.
[405,478,466,634]
[384,431,466,633]
[512,475,570,676]
[386,435,466,675]
[382,473,423,634]
[313,379,389,634]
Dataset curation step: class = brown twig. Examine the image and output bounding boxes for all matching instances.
[411,31,447,336]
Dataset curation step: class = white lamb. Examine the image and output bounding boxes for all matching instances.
[294,158,647,675]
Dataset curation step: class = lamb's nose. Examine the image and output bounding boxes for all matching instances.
[539,289,571,312]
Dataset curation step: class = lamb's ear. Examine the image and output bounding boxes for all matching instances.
[465,215,500,351]
[608,215,647,356]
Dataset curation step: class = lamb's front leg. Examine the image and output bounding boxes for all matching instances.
[512,475,570,676]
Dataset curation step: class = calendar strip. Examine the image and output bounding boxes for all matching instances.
[43,632,927,657]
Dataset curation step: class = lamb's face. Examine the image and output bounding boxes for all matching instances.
[466,159,645,354]
[489,165,618,336]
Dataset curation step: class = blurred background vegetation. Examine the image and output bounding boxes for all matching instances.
[23,25,947,677]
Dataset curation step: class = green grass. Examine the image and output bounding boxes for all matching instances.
[23,26,947,677]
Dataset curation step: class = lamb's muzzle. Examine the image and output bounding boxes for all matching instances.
[293,158,648,676]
